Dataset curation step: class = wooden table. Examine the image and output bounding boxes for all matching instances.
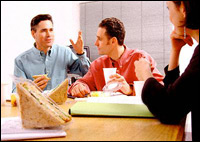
[1,99,185,141]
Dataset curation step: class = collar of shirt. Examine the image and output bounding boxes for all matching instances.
[109,45,131,68]
[32,44,53,57]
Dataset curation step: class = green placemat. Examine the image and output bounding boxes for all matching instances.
[69,102,154,118]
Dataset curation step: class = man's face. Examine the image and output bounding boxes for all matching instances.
[32,20,54,49]
[95,27,114,56]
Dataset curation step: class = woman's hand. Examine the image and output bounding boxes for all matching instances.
[168,26,193,71]
[171,26,193,51]
[134,58,153,81]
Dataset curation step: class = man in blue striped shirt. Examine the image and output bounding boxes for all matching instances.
[12,14,90,92]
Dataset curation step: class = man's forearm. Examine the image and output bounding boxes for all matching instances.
[77,53,91,75]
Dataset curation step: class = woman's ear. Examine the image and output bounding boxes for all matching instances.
[180,1,186,18]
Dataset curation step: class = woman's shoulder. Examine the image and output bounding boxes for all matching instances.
[193,44,199,57]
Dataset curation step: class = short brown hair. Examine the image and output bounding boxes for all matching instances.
[31,14,53,31]
[99,17,125,46]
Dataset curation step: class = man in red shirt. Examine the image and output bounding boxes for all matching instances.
[68,17,163,98]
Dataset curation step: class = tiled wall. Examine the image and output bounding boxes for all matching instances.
[80,1,173,75]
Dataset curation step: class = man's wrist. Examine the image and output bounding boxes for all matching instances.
[77,52,85,56]
[123,84,133,95]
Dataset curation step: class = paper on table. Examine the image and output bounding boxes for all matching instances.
[1,117,67,141]
[75,93,143,104]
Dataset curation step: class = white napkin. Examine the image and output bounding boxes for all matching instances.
[1,117,66,141]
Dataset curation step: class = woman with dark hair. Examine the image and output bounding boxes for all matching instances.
[134,1,199,141]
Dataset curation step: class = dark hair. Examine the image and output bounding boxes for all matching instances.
[173,1,199,29]
[31,14,53,31]
[99,17,125,46]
